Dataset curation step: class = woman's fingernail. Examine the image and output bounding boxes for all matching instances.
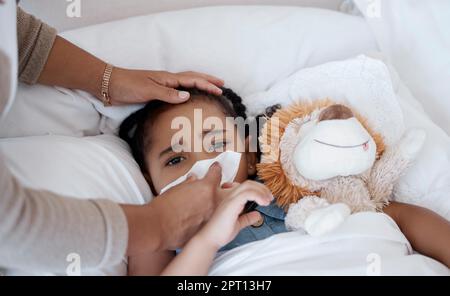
[178,91,190,100]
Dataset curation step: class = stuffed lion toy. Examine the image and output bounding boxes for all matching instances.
[257,99,426,236]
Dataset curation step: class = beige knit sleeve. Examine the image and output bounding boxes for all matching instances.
[17,6,57,84]
[0,154,129,273]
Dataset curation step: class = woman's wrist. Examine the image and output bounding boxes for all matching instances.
[120,203,162,256]
[38,36,106,100]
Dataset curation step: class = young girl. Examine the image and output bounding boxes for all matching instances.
[120,88,450,275]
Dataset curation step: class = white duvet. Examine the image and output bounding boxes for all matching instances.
[210,212,449,276]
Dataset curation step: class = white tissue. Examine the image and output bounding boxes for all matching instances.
[160,151,242,194]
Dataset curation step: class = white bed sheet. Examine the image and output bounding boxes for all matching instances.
[210,212,449,275]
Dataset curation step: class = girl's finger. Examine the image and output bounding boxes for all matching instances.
[237,211,262,231]
[234,181,272,200]
[225,187,272,216]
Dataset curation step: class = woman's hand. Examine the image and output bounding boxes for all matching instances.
[108,68,224,105]
[196,181,274,251]
[121,163,224,255]
[37,36,224,106]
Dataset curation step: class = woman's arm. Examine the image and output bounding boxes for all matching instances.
[128,251,175,276]
[37,36,224,105]
[0,155,128,272]
[0,150,223,272]
[384,202,450,267]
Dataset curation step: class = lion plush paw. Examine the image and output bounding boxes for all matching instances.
[285,196,330,231]
[304,203,351,236]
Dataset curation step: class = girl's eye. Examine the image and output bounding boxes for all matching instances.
[166,156,186,167]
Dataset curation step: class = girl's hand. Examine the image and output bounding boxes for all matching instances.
[108,68,224,105]
[160,179,273,276]
[196,181,274,251]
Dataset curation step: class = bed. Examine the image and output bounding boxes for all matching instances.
[1,1,449,275]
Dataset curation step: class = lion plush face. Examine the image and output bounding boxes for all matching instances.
[292,106,377,181]
[257,100,385,209]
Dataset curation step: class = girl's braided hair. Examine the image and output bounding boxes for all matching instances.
[119,87,248,174]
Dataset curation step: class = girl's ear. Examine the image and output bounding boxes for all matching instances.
[245,136,257,176]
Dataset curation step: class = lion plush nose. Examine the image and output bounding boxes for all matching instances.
[318,104,354,121]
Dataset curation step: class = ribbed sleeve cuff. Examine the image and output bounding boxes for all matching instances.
[18,23,56,84]
[92,199,129,268]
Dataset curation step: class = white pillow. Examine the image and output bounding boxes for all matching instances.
[60,5,378,133]
[246,55,450,219]
[0,83,101,138]
[353,0,450,135]
[0,135,152,275]
[245,55,405,145]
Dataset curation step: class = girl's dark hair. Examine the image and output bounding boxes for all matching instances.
[119,87,248,174]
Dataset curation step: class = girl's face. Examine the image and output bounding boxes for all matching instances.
[144,99,257,194]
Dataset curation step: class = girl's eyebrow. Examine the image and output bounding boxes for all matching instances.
[159,141,183,158]
[159,146,174,158]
